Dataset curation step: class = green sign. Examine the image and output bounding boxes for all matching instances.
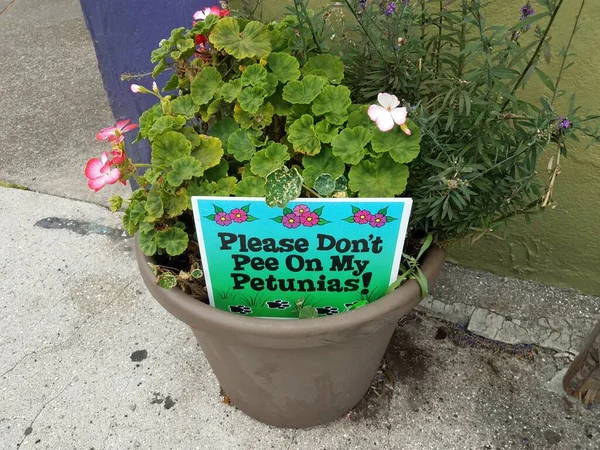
[192,197,412,318]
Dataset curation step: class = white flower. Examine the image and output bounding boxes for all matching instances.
[367,93,410,134]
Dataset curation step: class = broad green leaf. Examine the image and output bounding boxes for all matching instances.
[209,18,271,59]
[299,306,318,319]
[282,75,327,104]
[164,189,190,217]
[267,52,300,82]
[286,104,311,128]
[190,66,222,105]
[145,185,164,220]
[287,115,321,155]
[348,154,409,197]
[302,147,345,187]
[123,202,146,235]
[234,102,274,129]
[156,227,189,256]
[158,272,178,289]
[238,86,268,113]
[314,120,340,143]
[331,126,373,165]
[187,179,218,196]
[142,168,162,185]
[215,177,237,196]
[170,95,199,118]
[191,135,224,169]
[167,155,204,186]
[264,72,278,97]
[265,166,303,207]
[209,117,238,151]
[302,54,344,84]
[181,126,202,148]
[148,115,186,139]
[220,79,243,103]
[314,173,336,196]
[371,120,421,164]
[139,230,158,256]
[347,105,372,128]
[241,64,268,87]
[199,98,223,122]
[228,128,260,161]
[190,14,218,36]
[235,176,266,197]
[137,104,162,140]
[204,159,229,182]
[267,87,293,115]
[250,143,290,177]
[312,85,352,125]
[152,131,192,167]
[164,74,180,91]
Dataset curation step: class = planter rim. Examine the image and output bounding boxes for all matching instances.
[135,240,445,338]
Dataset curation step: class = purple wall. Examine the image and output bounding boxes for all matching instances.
[79,0,212,164]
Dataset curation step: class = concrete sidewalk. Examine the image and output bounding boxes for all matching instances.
[1,186,599,450]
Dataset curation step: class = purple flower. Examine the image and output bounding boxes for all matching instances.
[229,208,247,223]
[282,213,301,229]
[385,1,397,16]
[557,116,571,130]
[353,210,372,224]
[300,211,319,227]
[369,213,387,228]
[360,0,367,12]
[215,212,232,226]
[520,4,534,18]
[293,204,310,215]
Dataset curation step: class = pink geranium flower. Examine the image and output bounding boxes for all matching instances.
[110,147,126,165]
[369,213,387,228]
[282,213,301,229]
[368,93,410,134]
[293,204,310,215]
[229,208,248,223]
[85,152,123,192]
[353,210,372,224]
[96,120,138,143]
[215,212,232,226]
[300,211,319,227]
[193,6,229,21]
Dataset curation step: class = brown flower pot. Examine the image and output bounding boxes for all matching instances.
[135,240,445,428]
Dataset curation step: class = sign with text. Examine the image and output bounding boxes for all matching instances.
[192,197,412,318]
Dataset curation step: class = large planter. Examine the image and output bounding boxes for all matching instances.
[135,241,445,428]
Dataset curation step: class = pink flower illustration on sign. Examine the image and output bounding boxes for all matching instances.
[205,204,257,226]
[273,205,329,228]
[345,206,397,228]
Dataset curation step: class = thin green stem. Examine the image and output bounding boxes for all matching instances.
[302,184,322,198]
[551,0,585,105]
[457,0,467,78]
[434,0,443,76]
[501,0,565,112]
[343,0,389,64]
[295,0,323,53]
[133,163,153,168]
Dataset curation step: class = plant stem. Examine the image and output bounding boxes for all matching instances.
[434,0,443,76]
[551,0,585,105]
[302,184,322,198]
[501,0,565,112]
[457,0,467,78]
[343,0,389,64]
[134,163,153,168]
[295,0,323,53]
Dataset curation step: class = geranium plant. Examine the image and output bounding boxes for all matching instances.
[85,4,422,293]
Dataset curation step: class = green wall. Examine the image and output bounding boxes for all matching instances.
[230,0,600,294]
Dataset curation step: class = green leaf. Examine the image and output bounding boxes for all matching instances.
[152,131,192,167]
[348,154,409,197]
[139,230,158,256]
[209,18,271,59]
[199,98,223,122]
[156,227,189,256]
[170,95,199,118]
[347,105,372,128]
[204,159,229,182]
[145,185,164,220]
[215,177,237,196]
[312,85,352,125]
[166,155,204,186]
[331,126,373,165]
[267,52,300,82]
[265,166,303,207]
[220,79,243,103]
[299,306,318,319]
[535,67,555,92]
[282,75,327,104]
[187,179,218,196]
[109,195,123,213]
[148,115,187,139]
[287,115,321,155]
[314,120,340,143]
[209,117,238,151]
[157,272,178,289]
[302,147,345,187]
[191,135,224,170]
[250,143,290,178]
[314,173,336,196]
[302,54,344,84]
[235,176,266,197]
[241,64,268,87]
[190,66,222,105]
[264,72,279,97]
[234,102,274,129]
[180,126,202,148]
[371,120,421,164]
[164,189,190,217]
[238,86,268,113]
[164,74,180,91]
[227,129,261,161]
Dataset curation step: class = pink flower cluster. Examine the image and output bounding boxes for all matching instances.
[214,208,248,227]
[192,5,229,61]
[85,120,137,192]
[353,209,387,228]
[282,204,320,229]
